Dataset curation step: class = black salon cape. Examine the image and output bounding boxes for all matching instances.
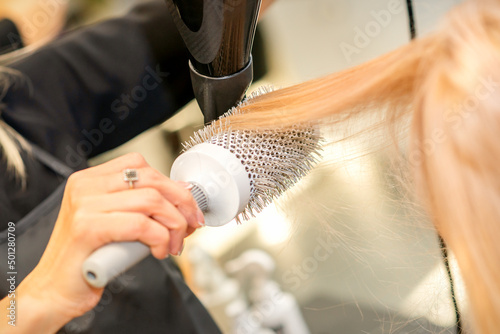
[0,1,221,333]
[0,19,23,54]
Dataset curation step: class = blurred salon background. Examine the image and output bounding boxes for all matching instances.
[1,0,467,333]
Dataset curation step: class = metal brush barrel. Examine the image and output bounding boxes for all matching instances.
[190,182,209,211]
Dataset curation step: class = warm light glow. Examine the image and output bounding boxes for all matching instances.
[257,204,292,245]
[188,219,256,258]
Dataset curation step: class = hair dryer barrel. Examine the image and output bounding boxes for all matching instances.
[166,0,261,76]
[165,0,262,122]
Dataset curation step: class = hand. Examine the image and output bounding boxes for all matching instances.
[0,0,68,45]
[5,153,204,332]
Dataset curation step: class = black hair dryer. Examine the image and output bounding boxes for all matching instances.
[164,0,262,122]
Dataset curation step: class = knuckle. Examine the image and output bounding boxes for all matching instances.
[67,189,85,210]
[180,190,192,204]
[148,168,163,182]
[66,171,88,198]
[69,196,83,209]
[171,216,188,232]
[130,215,150,237]
[70,210,89,241]
[141,188,163,205]
[66,172,78,186]
[67,171,83,190]
[142,168,160,184]
[173,189,192,206]
[125,152,147,167]
[158,228,170,244]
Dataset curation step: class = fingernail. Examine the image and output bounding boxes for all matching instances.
[176,244,184,256]
[176,181,193,190]
[197,210,205,227]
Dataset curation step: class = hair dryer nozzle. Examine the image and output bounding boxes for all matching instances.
[190,56,253,123]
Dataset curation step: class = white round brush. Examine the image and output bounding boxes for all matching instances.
[83,87,322,288]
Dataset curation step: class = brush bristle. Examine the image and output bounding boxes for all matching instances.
[183,86,323,222]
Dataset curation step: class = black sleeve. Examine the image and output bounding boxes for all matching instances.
[0,19,24,54]
[2,0,193,169]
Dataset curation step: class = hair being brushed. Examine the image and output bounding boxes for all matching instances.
[184,86,322,222]
[226,0,500,332]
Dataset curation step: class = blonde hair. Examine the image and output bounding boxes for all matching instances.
[227,0,500,332]
[0,67,31,183]
[0,34,56,185]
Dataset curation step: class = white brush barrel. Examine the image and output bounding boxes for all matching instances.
[170,142,251,227]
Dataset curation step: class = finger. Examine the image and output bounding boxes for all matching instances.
[74,212,171,260]
[89,167,205,229]
[64,153,151,198]
[139,173,205,230]
[83,189,189,255]
[186,226,197,237]
[82,152,150,177]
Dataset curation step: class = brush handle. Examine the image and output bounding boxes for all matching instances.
[82,242,149,288]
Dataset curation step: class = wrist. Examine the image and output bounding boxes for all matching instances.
[8,275,75,333]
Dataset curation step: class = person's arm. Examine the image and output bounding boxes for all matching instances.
[0,281,73,333]
[2,0,193,168]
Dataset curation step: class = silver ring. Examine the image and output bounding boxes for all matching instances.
[123,169,139,189]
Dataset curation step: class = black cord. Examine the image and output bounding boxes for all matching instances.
[438,236,463,334]
[405,0,416,40]
[405,1,462,333]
